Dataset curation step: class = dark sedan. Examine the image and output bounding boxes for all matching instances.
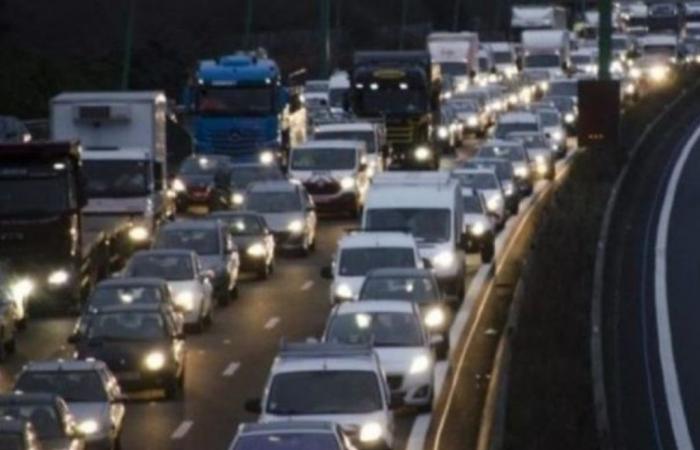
[211,211,276,279]
[172,154,234,214]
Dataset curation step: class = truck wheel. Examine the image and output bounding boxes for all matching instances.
[481,241,495,264]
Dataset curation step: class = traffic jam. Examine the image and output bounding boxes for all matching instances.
[0,1,694,449]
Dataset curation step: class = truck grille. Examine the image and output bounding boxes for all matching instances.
[304,179,341,196]
[201,129,261,155]
[387,124,414,145]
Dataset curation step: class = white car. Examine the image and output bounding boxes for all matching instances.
[324,301,437,410]
[123,249,214,332]
[314,121,387,176]
[533,107,567,156]
[451,168,507,228]
[322,231,424,304]
[506,131,556,181]
[246,342,398,450]
[460,188,496,263]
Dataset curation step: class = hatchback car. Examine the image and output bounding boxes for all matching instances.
[506,131,556,181]
[172,154,234,214]
[460,157,520,215]
[229,163,286,208]
[211,211,276,279]
[476,140,533,195]
[15,359,125,450]
[451,168,507,228]
[69,304,186,399]
[230,421,357,450]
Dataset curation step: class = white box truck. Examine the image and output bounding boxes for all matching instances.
[427,32,479,91]
[51,92,171,259]
[511,5,568,39]
[521,29,570,78]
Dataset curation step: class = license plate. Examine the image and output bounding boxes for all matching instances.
[117,372,141,381]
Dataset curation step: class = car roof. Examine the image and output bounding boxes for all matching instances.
[160,219,221,231]
[210,211,265,220]
[338,231,417,249]
[334,300,416,314]
[316,122,375,133]
[96,277,168,289]
[247,180,297,193]
[273,342,380,374]
[238,421,336,435]
[481,139,525,148]
[452,167,497,177]
[21,359,108,373]
[365,186,456,209]
[366,267,433,278]
[294,140,364,151]
[131,249,195,258]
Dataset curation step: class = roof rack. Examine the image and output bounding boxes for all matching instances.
[278,341,375,359]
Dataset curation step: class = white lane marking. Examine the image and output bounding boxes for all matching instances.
[171,420,193,439]
[406,414,431,450]
[264,317,280,330]
[222,362,241,377]
[301,280,314,291]
[653,124,700,450]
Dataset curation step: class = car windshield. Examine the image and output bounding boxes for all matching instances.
[291,148,357,171]
[316,131,376,153]
[524,54,561,68]
[339,248,416,277]
[219,215,265,235]
[546,96,575,112]
[477,145,526,162]
[87,311,167,341]
[493,51,513,64]
[439,62,468,78]
[462,195,484,213]
[180,156,229,175]
[0,405,62,440]
[234,433,340,450]
[548,82,578,97]
[612,38,628,50]
[267,371,383,415]
[83,160,149,198]
[452,172,499,189]
[495,122,538,138]
[478,57,491,71]
[514,134,548,148]
[196,86,274,116]
[327,311,424,347]
[0,435,22,450]
[16,371,108,402]
[155,228,220,255]
[329,88,347,108]
[360,276,438,303]
[365,209,451,243]
[0,166,71,215]
[230,166,284,189]
[246,191,301,213]
[126,254,194,281]
[90,286,163,307]
[450,100,479,113]
[539,112,560,126]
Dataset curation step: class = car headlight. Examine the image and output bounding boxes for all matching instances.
[172,178,186,193]
[539,81,549,92]
[535,154,547,165]
[259,151,275,165]
[514,165,530,178]
[437,126,449,140]
[424,307,446,328]
[486,194,503,212]
[340,176,355,190]
[467,115,479,127]
[509,93,518,105]
[10,279,34,301]
[287,219,304,234]
[359,422,384,443]
[144,351,166,371]
[649,65,669,82]
[630,67,642,79]
[414,146,431,161]
[246,242,267,257]
[128,226,150,243]
[470,220,488,236]
[624,83,636,95]
[432,251,455,269]
[77,419,100,435]
[334,283,353,300]
[409,354,431,374]
[47,270,70,286]
[564,113,575,124]
[232,193,244,205]
[552,130,563,142]
[175,291,195,311]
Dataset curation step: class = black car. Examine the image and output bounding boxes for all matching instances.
[0,417,42,450]
[172,154,233,214]
[69,304,186,399]
[358,267,450,359]
[211,211,276,279]
[0,393,84,450]
[0,116,31,143]
[461,157,521,215]
[229,163,286,209]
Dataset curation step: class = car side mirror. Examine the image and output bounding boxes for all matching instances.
[320,266,333,279]
[389,392,405,410]
[245,398,262,414]
[422,258,433,269]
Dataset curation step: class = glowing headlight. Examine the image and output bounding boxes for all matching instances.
[144,351,166,371]
[437,126,449,140]
[10,279,34,301]
[340,177,355,190]
[232,193,244,205]
[509,93,518,105]
[287,220,304,234]
[551,130,563,142]
[539,81,550,92]
[535,154,547,165]
[409,354,431,374]
[649,65,669,82]
[611,60,624,74]
[175,291,195,311]
[172,178,186,193]
[630,67,642,79]
[467,115,479,127]
[335,283,353,300]
[564,113,575,124]
[414,147,431,161]
[432,251,455,269]
[624,84,636,95]
[488,74,499,83]
[486,194,503,212]
[246,242,267,257]
[47,270,70,286]
[359,422,383,443]
[471,220,488,236]
[514,165,530,178]
[259,151,275,165]
[77,419,100,435]
[424,307,446,328]
[128,226,150,243]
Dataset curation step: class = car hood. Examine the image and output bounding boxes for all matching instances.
[177,173,215,189]
[262,212,304,233]
[68,402,110,427]
[417,242,452,261]
[232,234,263,249]
[463,213,491,227]
[85,196,150,216]
[527,148,553,160]
[375,347,431,375]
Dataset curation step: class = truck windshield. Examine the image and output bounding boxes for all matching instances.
[524,54,562,68]
[0,173,71,215]
[83,160,149,198]
[359,89,427,115]
[196,86,274,116]
[365,208,451,243]
[291,148,357,171]
[493,52,513,64]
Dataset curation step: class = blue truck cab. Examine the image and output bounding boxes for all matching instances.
[185,52,306,164]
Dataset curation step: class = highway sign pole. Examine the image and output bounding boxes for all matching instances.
[120,0,135,90]
[598,0,612,79]
[243,0,253,49]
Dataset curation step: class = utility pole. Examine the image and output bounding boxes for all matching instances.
[399,0,408,49]
[598,0,612,79]
[320,0,331,77]
[452,0,462,31]
[120,0,135,90]
[243,0,253,49]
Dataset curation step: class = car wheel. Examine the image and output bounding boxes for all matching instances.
[481,241,495,264]
[509,202,520,216]
[547,167,556,181]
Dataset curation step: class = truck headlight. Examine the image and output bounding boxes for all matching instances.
[414,146,431,161]
[359,422,383,443]
[172,178,186,193]
[77,419,100,435]
[552,130,563,142]
[128,226,150,243]
[175,291,195,311]
[432,251,455,269]
[259,151,275,165]
[340,177,355,190]
[437,126,449,140]
[424,307,445,328]
[334,283,353,300]
[144,351,166,371]
[246,242,266,257]
[624,83,636,95]
[409,355,431,374]
[564,113,575,124]
[47,270,70,286]
[287,220,304,234]
[486,195,503,212]
[10,279,34,301]
[232,193,245,205]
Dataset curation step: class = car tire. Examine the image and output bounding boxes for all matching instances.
[481,241,495,264]
[547,168,556,181]
[509,202,520,216]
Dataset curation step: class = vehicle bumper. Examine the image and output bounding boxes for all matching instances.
[272,231,306,250]
[113,367,179,391]
[239,254,269,272]
[311,191,358,212]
